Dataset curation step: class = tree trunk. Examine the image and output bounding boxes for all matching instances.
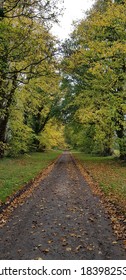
[0,117,8,158]
[102,147,112,157]
[0,74,17,157]
[116,109,126,160]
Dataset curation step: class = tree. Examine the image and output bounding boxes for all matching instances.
[61,0,126,157]
[0,0,62,157]
[1,0,62,23]
[20,66,62,151]
[38,118,66,150]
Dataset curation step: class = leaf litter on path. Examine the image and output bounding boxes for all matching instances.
[0,152,125,259]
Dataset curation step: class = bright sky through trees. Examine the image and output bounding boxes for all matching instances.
[51,0,95,40]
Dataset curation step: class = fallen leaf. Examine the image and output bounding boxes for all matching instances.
[37,244,42,248]
[66,215,70,218]
[32,225,36,229]
[87,245,94,251]
[76,245,82,251]
[48,240,53,244]
[112,241,118,244]
[69,233,76,237]
[66,247,72,252]
[98,251,102,255]
[88,217,95,222]
[17,249,22,253]
[42,249,50,253]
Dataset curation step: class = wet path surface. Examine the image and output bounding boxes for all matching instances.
[0,152,126,259]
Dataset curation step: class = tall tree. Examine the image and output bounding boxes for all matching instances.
[61,0,126,157]
[0,0,62,157]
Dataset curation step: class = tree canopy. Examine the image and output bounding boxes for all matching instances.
[61,0,126,158]
[0,0,126,159]
[0,0,64,157]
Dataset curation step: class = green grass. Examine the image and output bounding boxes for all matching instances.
[73,152,126,201]
[0,150,62,203]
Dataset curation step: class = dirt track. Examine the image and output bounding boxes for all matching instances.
[0,152,126,259]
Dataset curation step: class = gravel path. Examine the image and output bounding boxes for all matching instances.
[0,152,125,259]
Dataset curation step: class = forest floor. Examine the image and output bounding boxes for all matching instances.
[0,152,126,260]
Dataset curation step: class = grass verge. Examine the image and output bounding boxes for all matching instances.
[72,152,126,213]
[0,150,61,203]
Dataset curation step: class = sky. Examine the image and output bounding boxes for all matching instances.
[51,0,95,40]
